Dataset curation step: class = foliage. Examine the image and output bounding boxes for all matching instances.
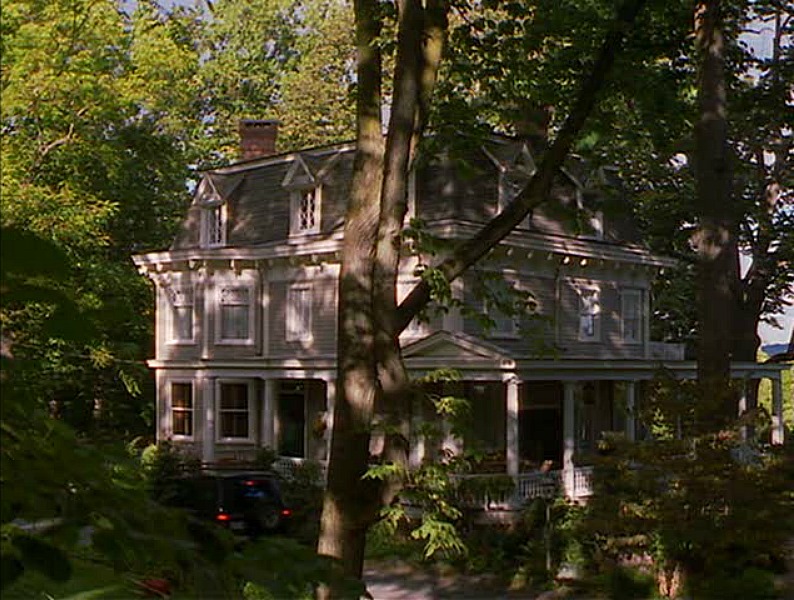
[140,440,202,503]
[194,0,355,160]
[1,0,198,437]
[757,353,794,432]
[277,460,326,546]
[577,376,794,597]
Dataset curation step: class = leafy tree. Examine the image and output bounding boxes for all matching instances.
[1,0,199,435]
[195,0,356,161]
[579,377,794,598]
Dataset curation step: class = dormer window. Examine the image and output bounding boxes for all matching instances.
[203,203,227,247]
[485,143,536,228]
[283,154,323,237]
[196,173,238,248]
[290,187,320,235]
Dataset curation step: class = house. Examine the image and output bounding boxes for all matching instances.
[133,120,788,502]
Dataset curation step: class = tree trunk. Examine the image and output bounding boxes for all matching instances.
[318,0,648,592]
[692,0,738,421]
[316,0,384,582]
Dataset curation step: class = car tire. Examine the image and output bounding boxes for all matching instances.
[257,506,281,532]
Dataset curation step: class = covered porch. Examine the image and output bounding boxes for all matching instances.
[401,332,790,506]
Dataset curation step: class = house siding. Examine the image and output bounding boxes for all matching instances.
[137,133,690,470]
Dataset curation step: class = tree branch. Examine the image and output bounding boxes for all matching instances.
[395,0,649,333]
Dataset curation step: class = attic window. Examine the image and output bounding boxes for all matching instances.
[290,187,320,235]
[282,155,322,237]
[202,202,226,248]
[485,143,535,228]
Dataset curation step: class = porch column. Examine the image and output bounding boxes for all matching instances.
[409,392,425,468]
[563,381,576,497]
[737,380,753,441]
[324,378,336,459]
[261,379,276,449]
[505,376,520,477]
[771,376,785,445]
[202,376,215,464]
[625,381,636,442]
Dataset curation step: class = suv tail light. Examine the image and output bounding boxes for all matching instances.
[216,512,231,522]
[281,509,292,517]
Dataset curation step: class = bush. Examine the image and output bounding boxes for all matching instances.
[577,376,794,597]
[140,441,200,502]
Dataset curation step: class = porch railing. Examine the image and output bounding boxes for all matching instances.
[454,467,594,510]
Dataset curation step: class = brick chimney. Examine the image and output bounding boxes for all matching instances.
[239,119,279,160]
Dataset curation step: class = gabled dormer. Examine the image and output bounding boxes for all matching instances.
[483,141,537,228]
[282,150,346,239]
[194,172,243,249]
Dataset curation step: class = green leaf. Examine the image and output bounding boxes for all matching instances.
[15,534,72,582]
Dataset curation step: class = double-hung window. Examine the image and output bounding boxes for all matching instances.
[286,284,312,342]
[167,286,194,344]
[170,382,193,438]
[578,286,601,341]
[218,381,252,440]
[621,289,643,343]
[218,286,252,343]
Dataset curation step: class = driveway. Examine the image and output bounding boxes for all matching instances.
[363,560,558,600]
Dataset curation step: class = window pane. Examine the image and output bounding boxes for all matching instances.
[172,306,193,340]
[172,383,192,408]
[580,314,595,337]
[219,288,250,340]
[173,410,192,436]
[622,292,641,342]
[207,206,224,245]
[287,287,311,340]
[299,190,316,230]
[171,382,193,436]
[578,289,600,339]
[221,383,248,410]
[221,305,249,339]
[221,411,248,438]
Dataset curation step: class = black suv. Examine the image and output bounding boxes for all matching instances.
[167,471,291,537]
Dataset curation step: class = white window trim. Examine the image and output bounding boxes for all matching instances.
[577,285,602,342]
[168,379,195,440]
[398,278,429,339]
[215,282,257,346]
[289,186,322,237]
[165,283,196,346]
[620,288,643,344]
[215,379,256,443]
[576,188,604,241]
[201,202,227,248]
[286,283,313,342]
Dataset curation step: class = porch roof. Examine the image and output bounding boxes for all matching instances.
[402,331,791,382]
